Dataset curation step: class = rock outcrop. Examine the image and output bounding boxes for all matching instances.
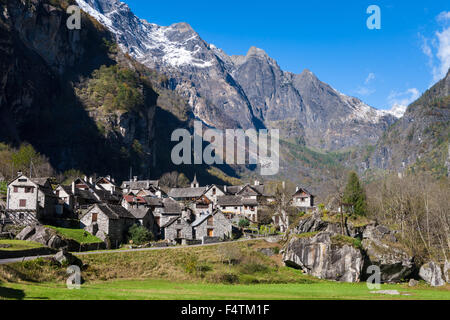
[419,262,445,287]
[285,215,416,283]
[283,232,363,282]
[444,261,450,283]
[361,225,415,283]
[16,224,66,249]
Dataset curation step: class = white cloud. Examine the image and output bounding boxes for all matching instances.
[435,27,450,80]
[365,72,376,84]
[388,88,420,108]
[356,86,375,96]
[421,11,450,82]
[437,11,450,22]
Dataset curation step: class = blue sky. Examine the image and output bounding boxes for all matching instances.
[124,0,450,111]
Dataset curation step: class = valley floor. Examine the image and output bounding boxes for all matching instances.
[1,279,449,300]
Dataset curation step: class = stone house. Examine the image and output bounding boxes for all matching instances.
[292,187,315,209]
[121,177,160,195]
[80,203,136,246]
[128,207,157,237]
[6,174,57,224]
[192,209,233,240]
[161,215,193,242]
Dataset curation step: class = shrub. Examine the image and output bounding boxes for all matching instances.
[217,245,243,265]
[238,219,250,228]
[127,224,154,244]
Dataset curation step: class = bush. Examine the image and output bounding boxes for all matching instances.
[238,219,250,228]
[217,245,243,265]
[127,224,154,244]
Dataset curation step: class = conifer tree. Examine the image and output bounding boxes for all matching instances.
[343,171,367,216]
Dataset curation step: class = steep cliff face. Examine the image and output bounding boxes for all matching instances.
[75,0,398,151]
[369,70,450,176]
[0,0,192,180]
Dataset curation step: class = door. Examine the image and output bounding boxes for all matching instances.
[207,229,214,237]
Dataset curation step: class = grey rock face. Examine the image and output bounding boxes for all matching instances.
[54,249,82,267]
[408,279,419,287]
[419,262,445,287]
[76,0,398,150]
[362,225,415,283]
[16,225,36,240]
[444,260,450,283]
[15,225,67,250]
[283,232,363,282]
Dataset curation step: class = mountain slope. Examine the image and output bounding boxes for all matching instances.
[0,0,237,184]
[75,0,398,151]
[369,70,450,176]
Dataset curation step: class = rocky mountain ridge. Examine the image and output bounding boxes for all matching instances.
[76,0,399,150]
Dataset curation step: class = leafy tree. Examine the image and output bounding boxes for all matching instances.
[343,171,367,216]
[238,219,250,228]
[127,224,154,244]
[0,181,7,196]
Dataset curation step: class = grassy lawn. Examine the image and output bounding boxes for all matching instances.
[0,240,449,300]
[1,279,449,300]
[0,240,43,251]
[45,226,102,244]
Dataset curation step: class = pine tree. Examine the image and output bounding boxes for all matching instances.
[343,171,367,216]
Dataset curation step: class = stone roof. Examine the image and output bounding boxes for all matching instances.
[161,216,181,228]
[293,187,314,197]
[191,212,212,227]
[162,198,182,214]
[95,204,135,220]
[128,207,152,219]
[144,197,163,206]
[242,198,259,206]
[168,187,207,199]
[121,180,159,190]
[75,189,98,202]
[217,195,243,206]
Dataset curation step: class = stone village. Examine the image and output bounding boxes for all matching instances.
[0,172,316,248]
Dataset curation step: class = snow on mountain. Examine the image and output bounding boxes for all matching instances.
[75,0,399,150]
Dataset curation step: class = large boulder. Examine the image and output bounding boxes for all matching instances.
[28,225,56,245]
[54,250,82,267]
[16,225,36,240]
[419,262,445,287]
[363,225,398,243]
[291,212,372,239]
[361,225,415,283]
[47,234,66,249]
[283,232,363,282]
[444,261,450,283]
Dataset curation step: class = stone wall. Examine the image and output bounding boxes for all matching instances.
[164,217,192,241]
[194,212,232,240]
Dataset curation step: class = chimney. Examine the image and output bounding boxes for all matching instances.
[296,186,300,192]
[84,175,88,182]
[111,178,115,183]
[89,176,93,184]
[254,180,260,186]
[72,181,75,195]
[133,176,138,182]
[224,185,227,193]
[106,175,111,180]
[17,171,23,177]
[282,181,285,190]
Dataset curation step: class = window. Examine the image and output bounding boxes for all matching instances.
[25,187,34,193]
[92,213,98,223]
[212,188,216,195]
[207,216,214,226]
[18,179,27,182]
[13,187,18,193]
[19,199,27,207]
[155,217,160,226]
[177,219,181,224]
[177,229,182,238]
[207,229,214,237]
